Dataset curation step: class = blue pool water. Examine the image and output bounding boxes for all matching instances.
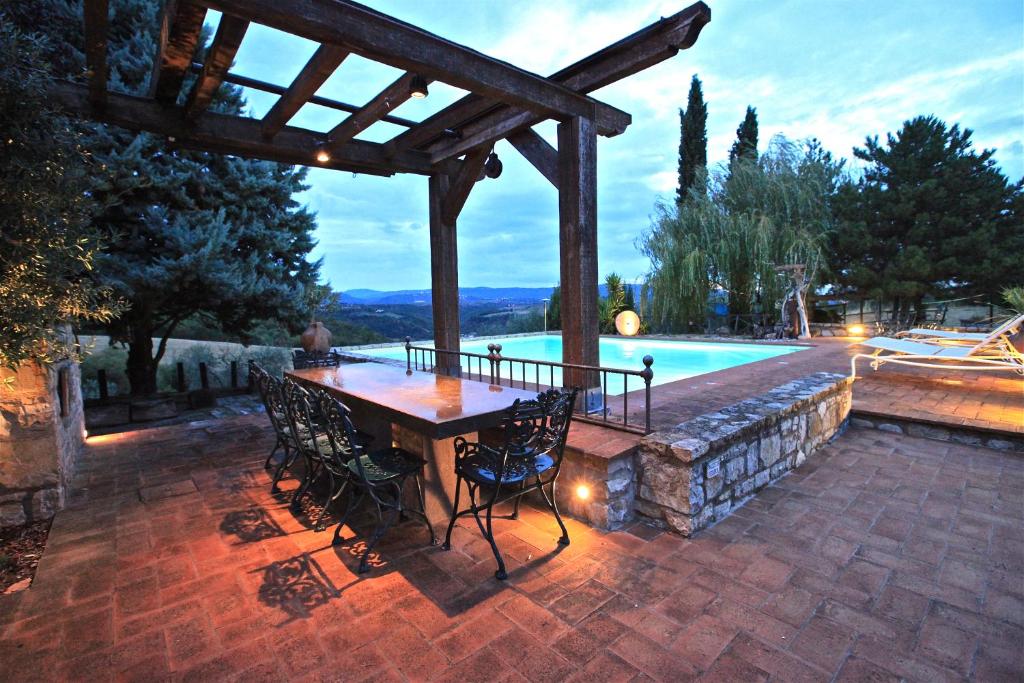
[348,335,806,395]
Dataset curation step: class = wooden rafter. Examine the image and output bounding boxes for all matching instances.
[184,14,249,119]
[50,81,435,176]
[201,0,630,135]
[189,65,417,127]
[508,130,558,188]
[326,72,427,151]
[150,0,208,104]
[261,44,350,140]
[403,2,711,162]
[83,0,109,109]
[441,147,490,225]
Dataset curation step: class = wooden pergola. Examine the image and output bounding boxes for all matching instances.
[58,0,710,376]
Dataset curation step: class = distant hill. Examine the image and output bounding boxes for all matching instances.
[343,284,640,305]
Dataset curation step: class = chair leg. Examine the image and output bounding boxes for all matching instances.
[290,458,320,509]
[270,444,294,493]
[483,496,508,580]
[333,487,363,545]
[263,439,281,469]
[315,474,347,532]
[539,478,570,546]
[412,473,436,545]
[442,475,464,551]
[511,479,527,519]
[359,502,399,574]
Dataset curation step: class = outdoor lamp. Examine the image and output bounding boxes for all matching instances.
[314,142,331,163]
[575,483,591,501]
[484,151,503,178]
[409,75,429,99]
[615,310,641,336]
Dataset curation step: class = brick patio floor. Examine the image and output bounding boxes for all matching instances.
[2,415,1022,681]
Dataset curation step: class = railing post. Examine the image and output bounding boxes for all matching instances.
[486,344,498,384]
[97,369,108,401]
[199,362,209,390]
[176,362,186,392]
[405,336,413,373]
[230,360,238,389]
[493,344,503,385]
[641,355,654,434]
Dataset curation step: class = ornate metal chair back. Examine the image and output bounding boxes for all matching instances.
[280,378,320,458]
[316,391,362,478]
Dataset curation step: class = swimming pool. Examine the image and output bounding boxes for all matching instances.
[347,335,806,394]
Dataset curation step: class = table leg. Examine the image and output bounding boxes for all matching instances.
[391,424,472,526]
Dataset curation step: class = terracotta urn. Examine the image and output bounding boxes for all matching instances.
[300,321,332,353]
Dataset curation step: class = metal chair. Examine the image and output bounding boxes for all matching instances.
[292,350,343,370]
[280,377,331,511]
[442,388,578,580]
[318,392,434,574]
[250,364,302,494]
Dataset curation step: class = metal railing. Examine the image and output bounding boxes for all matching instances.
[404,337,655,434]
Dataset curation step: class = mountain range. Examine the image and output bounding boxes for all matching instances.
[341,285,641,305]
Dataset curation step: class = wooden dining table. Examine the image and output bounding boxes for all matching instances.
[286,362,538,523]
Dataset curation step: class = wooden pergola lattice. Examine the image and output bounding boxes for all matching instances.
[60,0,711,376]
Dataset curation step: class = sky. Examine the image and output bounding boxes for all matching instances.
[217,0,1024,292]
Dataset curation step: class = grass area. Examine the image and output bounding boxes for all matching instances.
[78,336,292,398]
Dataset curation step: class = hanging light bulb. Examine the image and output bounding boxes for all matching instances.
[409,75,429,99]
[315,141,331,163]
[484,151,503,179]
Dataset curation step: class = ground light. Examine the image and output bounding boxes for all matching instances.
[575,483,591,501]
[848,324,866,336]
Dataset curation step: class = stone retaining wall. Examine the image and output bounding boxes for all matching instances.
[850,413,1023,452]
[558,445,636,529]
[634,373,852,535]
[0,357,84,528]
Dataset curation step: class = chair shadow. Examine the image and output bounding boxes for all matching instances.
[255,552,341,623]
[220,505,287,543]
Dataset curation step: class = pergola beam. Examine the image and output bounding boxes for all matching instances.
[421,2,711,162]
[508,129,559,189]
[201,0,630,135]
[184,14,249,119]
[50,81,434,176]
[150,0,208,104]
[327,72,426,150]
[190,64,418,128]
[261,44,350,140]
[83,0,109,109]
[441,147,490,225]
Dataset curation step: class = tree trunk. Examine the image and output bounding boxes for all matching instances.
[126,312,158,397]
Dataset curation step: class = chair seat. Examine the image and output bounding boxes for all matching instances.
[457,452,555,485]
[348,447,423,481]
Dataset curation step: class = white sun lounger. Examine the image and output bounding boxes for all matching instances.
[897,314,1024,344]
[851,323,1024,378]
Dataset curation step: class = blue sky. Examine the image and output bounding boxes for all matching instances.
[218,0,1024,291]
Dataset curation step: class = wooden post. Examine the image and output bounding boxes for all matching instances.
[177,362,186,392]
[230,360,238,389]
[428,172,461,376]
[199,362,209,390]
[97,369,109,401]
[557,116,600,397]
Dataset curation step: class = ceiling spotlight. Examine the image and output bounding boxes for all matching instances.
[409,75,429,99]
[315,142,331,163]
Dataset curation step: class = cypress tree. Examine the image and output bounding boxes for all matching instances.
[677,74,707,204]
[13,2,320,395]
[729,106,759,173]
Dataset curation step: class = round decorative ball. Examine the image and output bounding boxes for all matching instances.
[614,310,641,336]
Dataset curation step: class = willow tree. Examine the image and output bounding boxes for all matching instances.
[639,137,842,332]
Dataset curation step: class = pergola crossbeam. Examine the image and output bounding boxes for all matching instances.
[184,13,249,119]
[508,129,559,188]
[201,0,630,135]
[51,81,434,176]
[261,44,350,140]
[327,72,426,150]
[150,0,208,104]
[83,0,109,109]
[441,147,490,225]
[414,2,712,162]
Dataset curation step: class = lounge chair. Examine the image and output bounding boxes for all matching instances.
[896,313,1024,344]
[851,318,1024,377]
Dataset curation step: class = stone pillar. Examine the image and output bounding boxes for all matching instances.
[0,358,84,527]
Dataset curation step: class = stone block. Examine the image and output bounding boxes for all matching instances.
[877,423,903,434]
[130,397,178,422]
[745,441,760,474]
[905,423,951,442]
[770,461,789,479]
[30,488,62,519]
[754,470,770,488]
[705,471,724,500]
[760,432,782,467]
[725,456,745,483]
[0,502,26,527]
[85,403,130,428]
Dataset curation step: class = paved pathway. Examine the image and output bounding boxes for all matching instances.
[1,416,1021,681]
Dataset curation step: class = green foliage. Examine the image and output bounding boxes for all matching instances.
[0,21,123,370]
[677,75,708,204]
[640,137,842,332]
[728,106,759,174]
[830,115,1023,317]
[601,273,627,333]
[546,285,562,331]
[12,1,321,395]
[623,284,636,313]
[1003,287,1024,314]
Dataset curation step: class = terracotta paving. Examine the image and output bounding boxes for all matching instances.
[1,415,1022,681]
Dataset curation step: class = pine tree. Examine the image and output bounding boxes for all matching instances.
[830,115,1022,318]
[677,75,707,204]
[13,1,320,395]
[728,106,759,173]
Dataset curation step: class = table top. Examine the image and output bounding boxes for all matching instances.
[287,363,538,439]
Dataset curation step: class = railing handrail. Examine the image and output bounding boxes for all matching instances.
[403,337,654,434]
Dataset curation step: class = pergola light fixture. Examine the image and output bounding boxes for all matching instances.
[315,141,331,163]
[409,75,429,99]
